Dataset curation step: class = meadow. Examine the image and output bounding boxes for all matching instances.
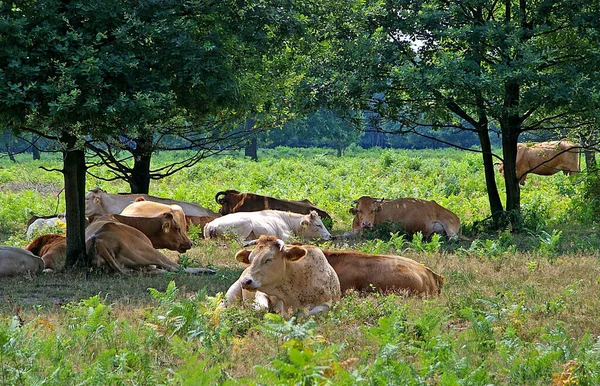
[1,147,599,385]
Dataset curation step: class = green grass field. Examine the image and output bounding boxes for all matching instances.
[1,147,599,384]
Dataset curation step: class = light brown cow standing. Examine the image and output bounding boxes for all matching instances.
[349,196,464,240]
[497,140,580,185]
[322,250,444,296]
[0,246,44,276]
[226,236,341,316]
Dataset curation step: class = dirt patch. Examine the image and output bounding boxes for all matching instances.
[0,181,63,195]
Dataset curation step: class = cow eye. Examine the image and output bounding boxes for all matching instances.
[264,258,272,264]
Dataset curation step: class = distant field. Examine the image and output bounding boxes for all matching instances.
[1,147,599,384]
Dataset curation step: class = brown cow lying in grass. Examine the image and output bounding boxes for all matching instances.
[25,234,66,271]
[322,250,444,296]
[25,216,214,275]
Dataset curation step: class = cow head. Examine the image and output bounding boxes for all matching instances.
[215,190,242,215]
[159,211,192,253]
[299,211,332,240]
[85,187,107,220]
[235,236,307,291]
[495,162,505,176]
[352,196,384,229]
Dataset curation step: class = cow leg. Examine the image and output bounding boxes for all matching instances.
[225,279,243,306]
[93,239,130,274]
[253,291,272,310]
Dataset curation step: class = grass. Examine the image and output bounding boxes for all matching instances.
[1,147,599,384]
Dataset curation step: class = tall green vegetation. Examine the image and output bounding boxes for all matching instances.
[291,0,600,227]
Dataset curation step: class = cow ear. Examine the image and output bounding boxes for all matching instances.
[235,249,251,264]
[162,221,170,233]
[284,246,307,261]
[135,197,145,202]
[349,207,357,215]
[94,196,101,204]
[309,210,318,219]
[375,204,383,213]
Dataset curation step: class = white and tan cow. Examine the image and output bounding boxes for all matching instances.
[322,250,444,296]
[349,196,464,240]
[0,246,45,276]
[497,140,580,185]
[85,187,218,221]
[226,236,341,316]
[203,210,331,242]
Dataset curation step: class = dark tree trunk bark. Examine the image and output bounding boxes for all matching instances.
[584,150,596,170]
[128,133,153,194]
[31,135,40,160]
[5,144,16,162]
[477,125,504,224]
[244,117,258,161]
[62,132,88,269]
[500,79,522,220]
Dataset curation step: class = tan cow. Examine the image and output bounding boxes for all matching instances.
[204,210,332,241]
[226,236,341,316]
[85,187,219,221]
[349,196,464,240]
[322,250,444,296]
[25,234,66,271]
[0,246,44,276]
[497,140,580,185]
[119,201,192,252]
[85,219,213,274]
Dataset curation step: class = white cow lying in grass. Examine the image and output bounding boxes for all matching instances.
[26,216,66,240]
[203,210,331,241]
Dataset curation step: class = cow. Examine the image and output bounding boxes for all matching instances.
[85,219,214,274]
[85,187,218,222]
[497,140,580,185]
[0,246,44,277]
[349,196,464,240]
[225,236,341,316]
[25,234,66,271]
[215,190,331,225]
[203,210,332,242]
[26,212,66,228]
[185,215,220,237]
[26,216,66,240]
[119,200,192,251]
[322,250,444,296]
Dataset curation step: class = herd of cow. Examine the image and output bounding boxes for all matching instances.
[0,140,581,315]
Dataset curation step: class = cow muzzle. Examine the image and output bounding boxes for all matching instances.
[360,221,373,228]
[178,240,193,253]
[241,277,260,291]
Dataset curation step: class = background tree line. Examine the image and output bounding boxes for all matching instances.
[1,0,599,269]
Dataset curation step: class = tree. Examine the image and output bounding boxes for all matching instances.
[294,0,600,227]
[0,0,278,267]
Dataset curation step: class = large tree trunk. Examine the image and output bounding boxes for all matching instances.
[62,132,88,269]
[477,125,504,224]
[31,134,40,160]
[584,150,596,170]
[244,117,258,161]
[500,79,522,220]
[128,132,153,194]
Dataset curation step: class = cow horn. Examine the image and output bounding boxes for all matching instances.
[375,198,385,203]
[215,191,227,205]
[243,239,258,247]
[350,200,358,207]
